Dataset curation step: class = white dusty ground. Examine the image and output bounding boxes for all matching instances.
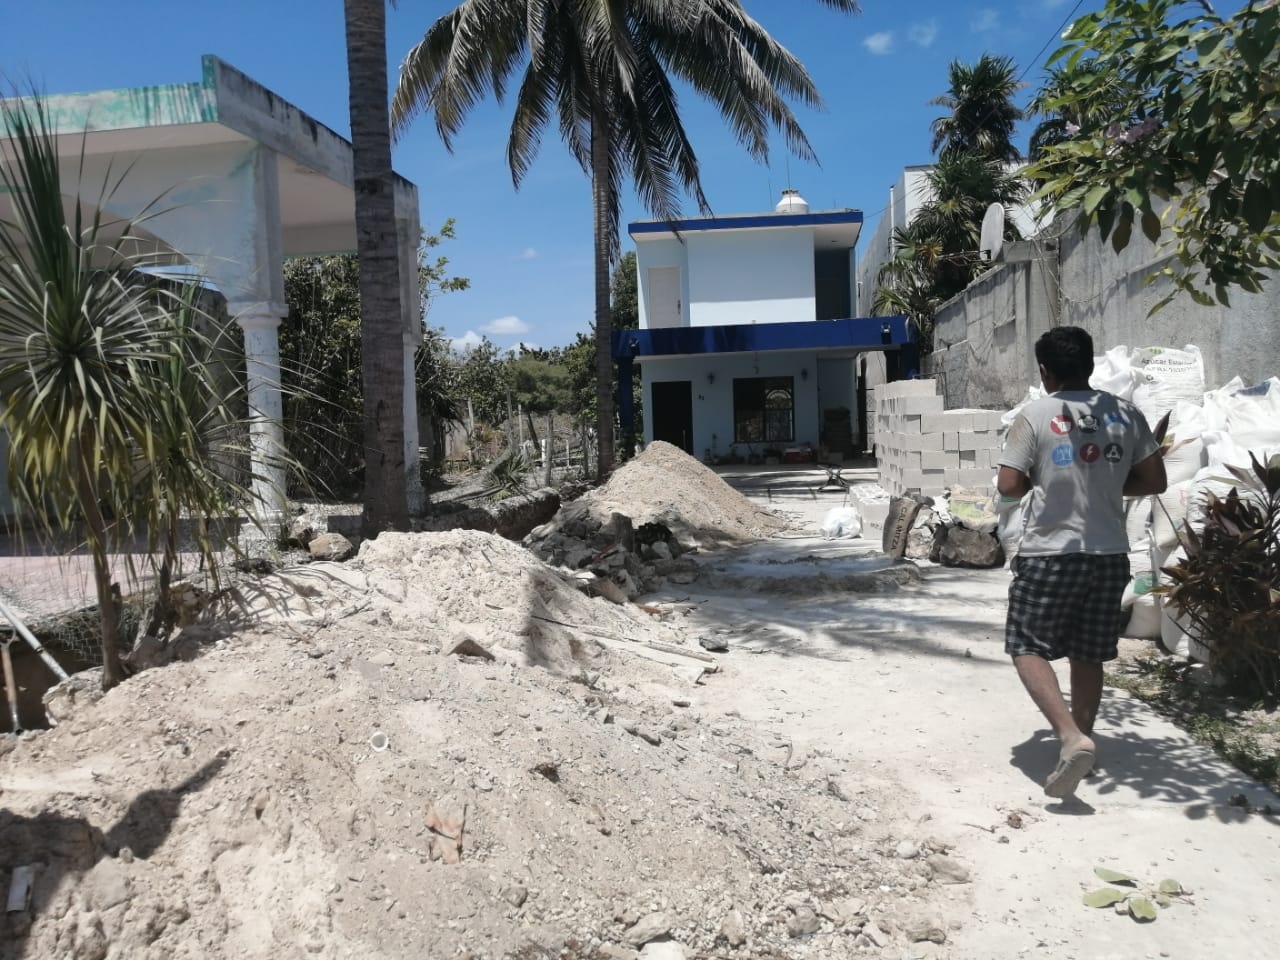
[674,473,1280,960]
[2,452,1277,960]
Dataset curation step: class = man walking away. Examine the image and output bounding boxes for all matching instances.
[997,327,1167,798]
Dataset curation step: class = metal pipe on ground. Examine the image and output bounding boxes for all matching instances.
[0,596,70,681]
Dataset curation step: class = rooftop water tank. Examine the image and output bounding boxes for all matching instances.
[775,188,809,214]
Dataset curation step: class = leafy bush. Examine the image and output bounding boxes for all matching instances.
[1161,454,1280,698]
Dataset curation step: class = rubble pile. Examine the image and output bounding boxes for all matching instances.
[525,442,787,600]
[0,528,965,960]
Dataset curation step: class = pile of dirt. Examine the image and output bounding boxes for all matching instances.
[525,443,788,599]
[0,530,963,960]
[576,442,787,546]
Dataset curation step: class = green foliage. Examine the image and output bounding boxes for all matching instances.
[930,54,1024,163]
[280,225,469,498]
[1025,0,1280,307]
[454,336,511,428]
[0,93,259,688]
[1082,867,1190,923]
[1160,454,1280,698]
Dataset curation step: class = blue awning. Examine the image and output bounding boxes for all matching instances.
[611,315,915,360]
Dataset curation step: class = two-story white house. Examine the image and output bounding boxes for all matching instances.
[612,190,918,463]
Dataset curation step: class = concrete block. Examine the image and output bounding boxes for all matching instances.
[920,413,950,434]
[901,395,944,416]
[922,451,958,470]
[943,432,960,451]
[956,431,987,451]
[958,449,978,466]
[897,414,923,434]
[941,411,972,430]
[915,432,944,452]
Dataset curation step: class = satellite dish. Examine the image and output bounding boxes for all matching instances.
[979,202,1005,262]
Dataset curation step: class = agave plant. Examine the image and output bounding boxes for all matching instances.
[0,93,262,689]
[1161,453,1280,698]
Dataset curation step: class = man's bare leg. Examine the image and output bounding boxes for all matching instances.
[1069,660,1104,737]
[1013,654,1095,797]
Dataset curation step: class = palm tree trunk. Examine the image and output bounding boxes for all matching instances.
[590,107,616,480]
[344,0,409,536]
[75,437,125,690]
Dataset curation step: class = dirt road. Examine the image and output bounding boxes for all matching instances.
[673,480,1280,960]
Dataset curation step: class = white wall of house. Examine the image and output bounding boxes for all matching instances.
[640,351,828,460]
[855,165,935,314]
[685,229,816,326]
[636,236,690,329]
[635,226,820,330]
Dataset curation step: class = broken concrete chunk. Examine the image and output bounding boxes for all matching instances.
[638,942,686,960]
[786,905,821,937]
[309,532,356,562]
[926,853,971,884]
[446,637,495,661]
[624,912,673,947]
[501,885,528,908]
[719,907,747,947]
[425,795,467,864]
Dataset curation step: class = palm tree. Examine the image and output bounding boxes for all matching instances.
[0,96,251,689]
[392,0,861,478]
[343,0,410,534]
[929,54,1023,163]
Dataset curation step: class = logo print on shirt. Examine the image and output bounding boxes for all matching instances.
[1103,412,1129,432]
[1051,443,1075,466]
[1077,415,1099,433]
[1049,415,1074,436]
[1079,443,1102,463]
[1104,442,1124,463]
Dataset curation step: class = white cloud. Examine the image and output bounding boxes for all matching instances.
[863,31,894,55]
[481,315,530,336]
[909,20,939,47]
[971,8,1000,32]
[515,247,538,260]
[450,330,484,352]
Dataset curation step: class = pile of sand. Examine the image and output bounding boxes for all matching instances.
[0,529,941,960]
[553,441,786,549]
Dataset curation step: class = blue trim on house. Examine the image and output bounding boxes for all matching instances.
[629,209,863,237]
[611,315,914,360]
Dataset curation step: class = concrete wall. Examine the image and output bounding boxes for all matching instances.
[686,229,815,326]
[639,352,828,459]
[929,212,1280,409]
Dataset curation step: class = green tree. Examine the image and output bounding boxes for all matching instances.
[391,0,861,479]
[929,54,1024,163]
[281,225,469,498]
[0,97,253,689]
[872,74,1026,351]
[1026,59,1139,163]
[343,0,409,533]
[455,336,512,428]
[1025,0,1280,307]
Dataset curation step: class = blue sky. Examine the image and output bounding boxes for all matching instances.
[0,0,1092,351]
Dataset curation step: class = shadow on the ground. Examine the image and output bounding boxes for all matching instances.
[0,751,229,954]
[1009,698,1280,824]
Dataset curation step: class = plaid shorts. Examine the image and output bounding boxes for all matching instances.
[1005,554,1129,663]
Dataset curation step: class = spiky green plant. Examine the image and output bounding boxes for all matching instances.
[1161,453,1280,698]
[0,93,263,688]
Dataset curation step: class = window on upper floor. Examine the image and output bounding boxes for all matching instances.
[733,377,794,444]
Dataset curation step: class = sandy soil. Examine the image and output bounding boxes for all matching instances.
[2,446,1277,959]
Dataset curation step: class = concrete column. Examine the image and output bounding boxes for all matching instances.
[397,214,425,514]
[403,327,424,513]
[232,301,288,519]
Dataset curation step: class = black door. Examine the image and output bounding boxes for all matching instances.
[855,356,868,456]
[651,380,693,453]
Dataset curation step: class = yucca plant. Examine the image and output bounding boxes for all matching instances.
[0,93,260,689]
[1161,453,1280,699]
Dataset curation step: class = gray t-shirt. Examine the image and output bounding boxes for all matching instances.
[998,390,1159,557]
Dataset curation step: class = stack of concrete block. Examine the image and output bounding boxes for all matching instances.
[875,379,1005,498]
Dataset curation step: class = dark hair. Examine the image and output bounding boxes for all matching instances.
[1035,326,1095,382]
